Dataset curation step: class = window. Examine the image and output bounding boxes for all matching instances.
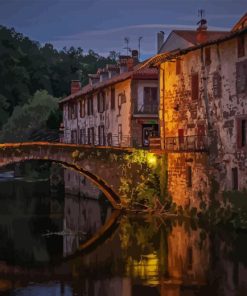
[87,97,94,115]
[236,60,247,94]
[187,247,193,270]
[237,35,245,58]
[87,127,95,145]
[80,128,86,144]
[118,124,122,145]
[212,72,222,98]
[71,130,77,144]
[98,125,105,146]
[97,92,105,113]
[237,118,247,148]
[111,88,115,110]
[176,59,181,75]
[143,87,158,113]
[186,166,192,188]
[205,47,211,66]
[232,167,238,190]
[68,102,77,120]
[191,73,199,100]
[80,99,85,118]
[107,133,112,146]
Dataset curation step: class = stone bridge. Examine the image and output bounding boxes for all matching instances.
[0,142,159,209]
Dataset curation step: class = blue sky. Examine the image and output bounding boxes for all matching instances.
[0,0,246,59]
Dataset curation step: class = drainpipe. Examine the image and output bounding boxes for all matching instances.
[160,65,165,150]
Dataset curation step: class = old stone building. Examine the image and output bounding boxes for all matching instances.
[59,51,158,148]
[150,13,247,207]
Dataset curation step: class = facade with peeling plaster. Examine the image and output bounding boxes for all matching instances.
[156,14,247,207]
[59,51,159,148]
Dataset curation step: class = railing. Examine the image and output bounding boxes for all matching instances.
[165,135,208,152]
[65,132,132,148]
[134,104,159,114]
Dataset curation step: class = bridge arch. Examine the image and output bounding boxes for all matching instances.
[0,142,130,209]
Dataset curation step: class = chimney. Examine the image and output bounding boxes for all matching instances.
[106,64,120,78]
[98,68,109,82]
[196,18,208,44]
[71,80,81,94]
[131,50,139,64]
[157,31,165,53]
[88,74,100,86]
[118,55,130,73]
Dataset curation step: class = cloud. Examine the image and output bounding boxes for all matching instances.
[49,23,230,57]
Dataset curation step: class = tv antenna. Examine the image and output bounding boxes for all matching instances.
[124,37,131,55]
[138,36,143,60]
[197,9,207,26]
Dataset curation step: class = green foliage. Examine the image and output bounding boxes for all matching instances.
[0,90,59,142]
[0,25,118,129]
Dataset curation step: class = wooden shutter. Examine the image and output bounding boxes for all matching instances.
[191,73,199,100]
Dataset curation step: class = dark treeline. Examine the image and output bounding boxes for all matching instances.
[0,25,118,142]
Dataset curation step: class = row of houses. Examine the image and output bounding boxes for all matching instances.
[59,13,247,196]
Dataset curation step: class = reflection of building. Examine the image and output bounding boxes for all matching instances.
[59,51,158,148]
[63,193,112,256]
[64,168,101,198]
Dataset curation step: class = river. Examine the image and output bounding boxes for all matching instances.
[0,161,246,296]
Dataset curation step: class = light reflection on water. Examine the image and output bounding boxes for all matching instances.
[0,161,246,296]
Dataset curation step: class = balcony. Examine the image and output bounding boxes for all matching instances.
[134,104,159,115]
[165,135,208,152]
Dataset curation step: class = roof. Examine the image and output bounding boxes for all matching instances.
[140,26,247,69]
[173,30,229,45]
[232,12,247,32]
[59,64,158,104]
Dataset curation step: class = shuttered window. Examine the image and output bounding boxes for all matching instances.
[236,60,247,94]
[111,88,115,110]
[191,73,199,100]
[205,47,211,66]
[237,35,245,58]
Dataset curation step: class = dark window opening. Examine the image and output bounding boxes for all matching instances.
[205,47,211,66]
[191,73,199,100]
[187,166,192,188]
[237,118,247,148]
[87,127,95,145]
[118,124,122,145]
[98,125,105,146]
[187,247,193,270]
[237,35,245,58]
[236,60,247,94]
[111,88,115,110]
[80,99,85,118]
[232,167,238,190]
[97,92,106,113]
[143,87,158,113]
[87,97,94,116]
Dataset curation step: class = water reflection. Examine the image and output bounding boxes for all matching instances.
[0,161,247,295]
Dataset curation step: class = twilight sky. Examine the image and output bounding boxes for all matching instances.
[0,0,246,59]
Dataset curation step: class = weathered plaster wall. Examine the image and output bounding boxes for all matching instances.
[160,31,247,206]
